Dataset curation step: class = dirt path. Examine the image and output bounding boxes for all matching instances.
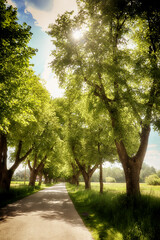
[0,183,93,240]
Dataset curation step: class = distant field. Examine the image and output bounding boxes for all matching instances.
[79,182,160,197]
[11,181,38,187]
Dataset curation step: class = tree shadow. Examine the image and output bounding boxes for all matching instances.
[0,183,85,228]
[70,187,160,240]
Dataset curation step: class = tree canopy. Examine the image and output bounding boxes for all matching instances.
[48,0,160,195]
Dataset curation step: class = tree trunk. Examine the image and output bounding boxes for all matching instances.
[0,133,10,191]
[82,172,91,189]
[44,174,49,184]
[76,178,79,186]
[70,173,80,186]
[28,156,45,187]
[38,172,43,186]
[99,161,103,194]
[29,169,37,187]
[0,134,32,192]
[0,169,13,192]
[115,126,150,196]
[122,158,142,196]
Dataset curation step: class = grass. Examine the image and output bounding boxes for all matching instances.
[0,181,54,208]
[67,182,160,240]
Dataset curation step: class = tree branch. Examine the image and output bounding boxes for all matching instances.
[10,142,33,173]
[134,125,150,162]
[28,160,32,171]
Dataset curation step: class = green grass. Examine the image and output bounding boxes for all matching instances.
[67,183,160,240]
[0,182,54,208]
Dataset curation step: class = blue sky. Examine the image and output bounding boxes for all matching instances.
[7,0,160,170]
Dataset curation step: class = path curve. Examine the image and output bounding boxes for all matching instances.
[0,183,93,240]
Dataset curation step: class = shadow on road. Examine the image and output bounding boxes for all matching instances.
[0,183,82,227]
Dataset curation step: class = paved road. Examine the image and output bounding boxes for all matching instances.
[0,183,93,240]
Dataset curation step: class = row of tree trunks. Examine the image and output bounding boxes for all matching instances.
[28,155,45,187]
[69,163,80,186]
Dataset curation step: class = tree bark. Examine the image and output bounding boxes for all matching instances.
[70,163,80,186]
[29,169,37,187]
[115,125,150,196]
[0,169,13,192]
[98,142,103,194]
[0,134,32,192]
[38,171,43,186]
[0,133,8,191]
[28,156,45,187]
[75,159,98,190]
[99,161,103,194]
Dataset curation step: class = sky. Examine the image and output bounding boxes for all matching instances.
[7,0,160,171]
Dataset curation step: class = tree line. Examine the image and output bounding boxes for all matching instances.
[0,0,160,196]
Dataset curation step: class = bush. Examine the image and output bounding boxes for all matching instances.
[145,174,160,185]
[106,177,116,183]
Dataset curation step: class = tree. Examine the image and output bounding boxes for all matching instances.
[48,0,160,195]
[140,163,156,182]
[27,99,60,187]
[58,87,116,190]
[2,76,51,191]
[0,1,41,191]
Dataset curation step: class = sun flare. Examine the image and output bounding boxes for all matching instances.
[72,29,83,40]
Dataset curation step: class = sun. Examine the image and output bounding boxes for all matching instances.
[72,29,83,40]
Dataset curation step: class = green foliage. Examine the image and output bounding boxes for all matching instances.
[48,0,155,158]
[0,0,37,134]
[67,183,160,240]
[145,174,160,186]
[105,177,116,183]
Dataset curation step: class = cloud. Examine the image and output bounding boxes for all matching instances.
[24,0,78,31]
[26,0,53,11]
[148,144,158,148]
[7,0,17,8]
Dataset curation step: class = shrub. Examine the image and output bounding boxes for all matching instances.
[106,177,116,183]
[145,174,160,185]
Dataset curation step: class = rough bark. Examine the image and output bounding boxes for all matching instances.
[98,142,103,194]
[75,158,98,189]
[115,125,150,196]
[99,161,103,194]
[84,173,91,189]
[71,145,98,189]
[29,169,37,187]
[28,156,45,187]
[70,163,80,186]
[38,171,43,186]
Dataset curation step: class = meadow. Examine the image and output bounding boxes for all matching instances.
[67,182,160,240]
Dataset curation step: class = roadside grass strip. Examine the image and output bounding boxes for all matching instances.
[67,183,160,240]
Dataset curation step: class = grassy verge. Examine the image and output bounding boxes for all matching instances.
[67,183,160,240]
[0,182,54,208]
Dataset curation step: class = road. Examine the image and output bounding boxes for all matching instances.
[0,183,93,240]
